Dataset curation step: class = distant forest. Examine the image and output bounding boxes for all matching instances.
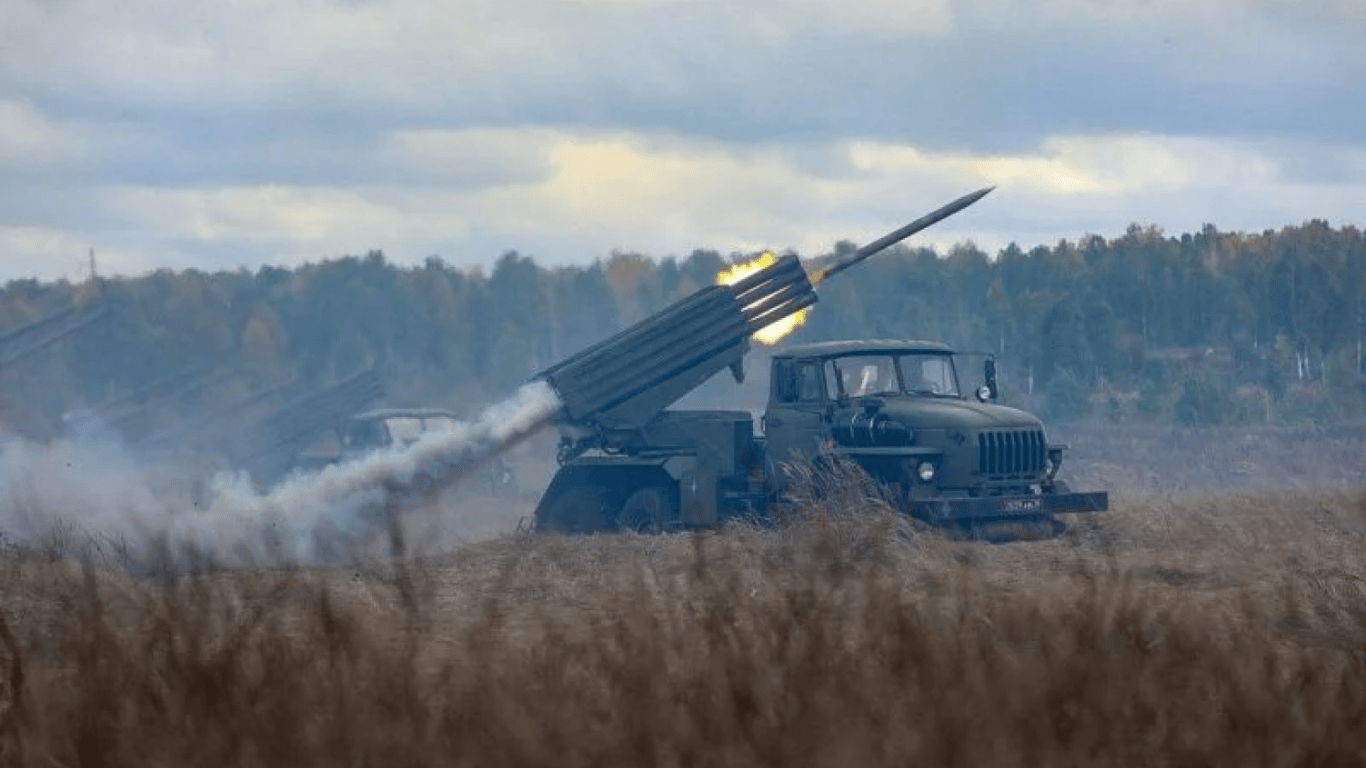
[1,218,1364,440]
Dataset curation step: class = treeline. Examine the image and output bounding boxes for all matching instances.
[1,218,1364,438]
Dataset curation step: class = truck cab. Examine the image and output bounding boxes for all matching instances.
[295,408,518,496]
[338,408,462,458]
[764,340,1106,533]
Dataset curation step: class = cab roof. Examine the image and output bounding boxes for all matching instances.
[774,339,955,358]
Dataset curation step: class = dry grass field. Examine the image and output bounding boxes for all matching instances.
[1,451,1364,767]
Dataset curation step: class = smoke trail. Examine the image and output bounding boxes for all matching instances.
[176,380,563,563]
[0,381,563,568]
[0,430,178,557]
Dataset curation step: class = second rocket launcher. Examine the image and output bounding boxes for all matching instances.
[535,186,995,434]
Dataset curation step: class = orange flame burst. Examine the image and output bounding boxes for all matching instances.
[715,251,811,346]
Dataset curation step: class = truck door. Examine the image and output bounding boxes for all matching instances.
[764,357,831,476]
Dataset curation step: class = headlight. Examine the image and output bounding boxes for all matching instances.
[916,461,936,482]
[1044,457,1055,477]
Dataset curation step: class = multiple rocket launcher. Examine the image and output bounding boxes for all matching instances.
[535,186,995,440]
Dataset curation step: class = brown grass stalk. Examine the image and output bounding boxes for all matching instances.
[0,469,1364,766]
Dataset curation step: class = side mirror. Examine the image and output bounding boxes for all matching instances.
[983,357,998,401]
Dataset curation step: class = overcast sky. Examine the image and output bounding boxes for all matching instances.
[1,0,1363,282]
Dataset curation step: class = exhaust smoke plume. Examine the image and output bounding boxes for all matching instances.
[0,381,563,568]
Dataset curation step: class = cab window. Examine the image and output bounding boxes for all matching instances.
[902,354,961,396]
[796,361,824,402]
[772,358,797,403]
[824,361,841,399]
[833,354,900,397]
[423,416,460,433]
[385,417,424,444]
[343,419,386,448]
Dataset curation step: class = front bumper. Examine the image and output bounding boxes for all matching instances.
[910,490,1109,524]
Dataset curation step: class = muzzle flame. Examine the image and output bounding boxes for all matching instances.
[716,252,811,346]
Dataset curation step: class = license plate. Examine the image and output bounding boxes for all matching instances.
[1003,498,1042,513]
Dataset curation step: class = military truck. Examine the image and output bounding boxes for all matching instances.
[112,366,389,497]
[528,187,1108,538]
[296,407,517,496]
[535,338,1104,537]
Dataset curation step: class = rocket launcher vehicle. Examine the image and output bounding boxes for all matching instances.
[525,185,1109,538]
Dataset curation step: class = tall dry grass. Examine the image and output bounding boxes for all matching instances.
[1,464,1364,766]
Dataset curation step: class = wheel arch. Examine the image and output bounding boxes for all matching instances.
[534,462,677,525]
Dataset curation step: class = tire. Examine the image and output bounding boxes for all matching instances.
[616,485,678,534]
[540,485,616,534]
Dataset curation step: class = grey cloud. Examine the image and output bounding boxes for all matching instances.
[0,184,115,231]
[0,111,555,190]
[1,0,1364,281]
[1263,144,1366,187]
[4,0,1363,157]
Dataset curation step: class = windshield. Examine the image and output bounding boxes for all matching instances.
[900,354,960,396]
[342,419,387,448]
[831,353,960,398]
[423,415,461,433]
[384,417,424,444]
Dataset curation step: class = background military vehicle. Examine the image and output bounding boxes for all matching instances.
[527,188,1108,539]
[296,407,518,496]
[79,365,388,499]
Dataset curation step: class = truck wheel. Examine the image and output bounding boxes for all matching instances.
[542,486,615,534]
[616,486,677,534]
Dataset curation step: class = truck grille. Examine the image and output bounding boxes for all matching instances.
[977,429,1046,477]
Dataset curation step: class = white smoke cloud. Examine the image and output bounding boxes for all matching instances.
[0,380,563,569]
